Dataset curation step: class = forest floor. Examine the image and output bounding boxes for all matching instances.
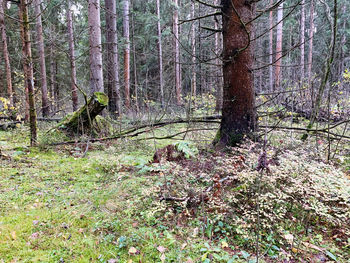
[0,121,349,263]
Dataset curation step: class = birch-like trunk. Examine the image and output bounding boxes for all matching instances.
[0,0,13,106]
[19,0,37,145]
[67,0,79,112]
[88,0,104,93]
[123,0,131,109]
[274,1,284,90]
[105,0,121,115]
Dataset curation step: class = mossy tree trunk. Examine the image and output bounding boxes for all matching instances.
[59,92,108,135]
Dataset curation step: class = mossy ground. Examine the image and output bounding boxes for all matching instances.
[0,118,349,262]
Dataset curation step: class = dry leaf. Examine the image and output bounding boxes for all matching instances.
[157,246,166,253]
[284,233,294,244]
[181,243,187,250]
[302,242,324,252]
[128,247,138,255]
[221,241,229,248]
[160,253,166,263]
[11,231,16,240]
[291,247,298,253]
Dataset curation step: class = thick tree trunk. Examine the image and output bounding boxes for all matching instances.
[67,0,79,112]
[173,0,182,105]
[217,0,256,146]
[58,92,108,135]
[19,0,37,146]
[0,0,13,106]
[123,0,131,109]
[156,0,164,107]
[269,0,274,92]
[105,0,121,115]
[88,0,104,93]
[34,0,49,117]
[274,1,284,90]
[300,0,305,86]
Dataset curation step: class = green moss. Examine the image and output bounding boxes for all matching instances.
[94,92,108,106]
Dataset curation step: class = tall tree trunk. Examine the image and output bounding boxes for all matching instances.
[49,41,58,112]
[307,0,314,92]
[274,1,284,90]
[217,0,256,146]
[0,0,13,106]
[268,0,274,92]
[300,0,305,86]
[214,0,222,111]
[105,0,121,115]
[19,0,37,146]
[191,1,196,99]
[156,0,164,107]
[173,0,182,105]
[67,0,79,112]
[34,0,49,116]
[123,0,131,109]
[88,0,104,93]
[130,6,139,113]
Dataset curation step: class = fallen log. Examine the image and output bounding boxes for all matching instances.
[58,92,108,135]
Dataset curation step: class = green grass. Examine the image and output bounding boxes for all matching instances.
[0,120,349,262]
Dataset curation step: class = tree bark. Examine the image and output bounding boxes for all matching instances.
[123,0,131,109]
[191,1,197,99]
[34,0,49,117]
[156,0,164,107]
[217,0,256,146]
[88,0,104,93]
[300,0,305,86]
[0,0,13,106]
[67,0,79,112]
[307,0,314,88]
[58,92,108,135]
[214,0,222,111]
[105,0,121,115]
[274,1,284,90]
[173,0,182,105]
[19,0,37,146]
[130,7,139,113]
[268,0,274,92]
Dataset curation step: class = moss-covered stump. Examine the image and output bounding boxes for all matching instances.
[58,92,108,135]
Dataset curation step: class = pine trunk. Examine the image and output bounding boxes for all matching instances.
[156,0,164,107]
[269,0,274,92]
[105,0,121,115]
[0,0,13,106]
[123,0,131,109]
[34,0,49,117]
[274,1,284,90]
[300,0,305,85]
[19,0,37,146]
[88,0,104,93]
[173,0,182,105]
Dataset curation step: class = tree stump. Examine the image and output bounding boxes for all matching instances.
[58,92,108,135]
